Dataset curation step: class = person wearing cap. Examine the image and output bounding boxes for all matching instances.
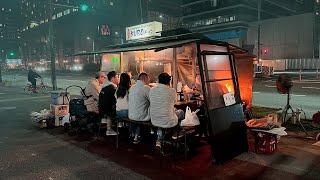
[83,71,106,113]
[99,71,120,136]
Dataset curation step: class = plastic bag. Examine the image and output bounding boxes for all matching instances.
[180,106,200,127]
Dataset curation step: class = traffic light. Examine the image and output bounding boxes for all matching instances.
[9,52,15,56]
[79,3,90,12]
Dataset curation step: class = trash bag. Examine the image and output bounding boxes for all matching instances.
[180,106,200,127]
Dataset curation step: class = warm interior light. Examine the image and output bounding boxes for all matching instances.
[225,83,232,93]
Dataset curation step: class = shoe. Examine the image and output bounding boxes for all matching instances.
[150,128,155,134]
[106,129,117,136]
[155,140,161,148]
[133,136,141,144]
[172,130,185,140]
[101,118,107,124]
[118,122,124,128]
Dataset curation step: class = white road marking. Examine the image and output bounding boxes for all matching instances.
[294,81,320,84]
[0,93,5,95]
[265,85,277,88]
[265,80,275,82]
[0,106,17,110]
[302,86,320,90]
[0,96,50,103]
[253,92,261,94]
[280,94,306,97]
[292,94,307,97]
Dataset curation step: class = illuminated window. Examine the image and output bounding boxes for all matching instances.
[58,12,63,18]
[64,9,70,15]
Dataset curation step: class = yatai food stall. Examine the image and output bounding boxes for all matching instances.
[78,32,254,163]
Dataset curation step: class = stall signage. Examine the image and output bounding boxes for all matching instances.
[126,21,162,41]
[223,92,236,106]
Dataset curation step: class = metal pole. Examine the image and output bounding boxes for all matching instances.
[299,59,302,81]
[0,51,4,84]
[49,0,57,90]
[139,0,143,23]
[0,57,2,84]
[257,0,261,63]
[93,40,95,63]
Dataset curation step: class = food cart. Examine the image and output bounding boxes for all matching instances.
[78,33,254,163]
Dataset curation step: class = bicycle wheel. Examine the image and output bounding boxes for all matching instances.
[24,85,32,94]
[39,86,48,94]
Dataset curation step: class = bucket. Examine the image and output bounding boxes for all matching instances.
[51,91,70,105]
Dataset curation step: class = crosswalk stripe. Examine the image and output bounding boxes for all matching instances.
[0,96,50,103]
[0,107,16,110]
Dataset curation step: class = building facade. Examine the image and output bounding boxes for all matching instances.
[19,0,182,70]
[0,1,22,61]
[180,0,317,59]
[20,0,142,69]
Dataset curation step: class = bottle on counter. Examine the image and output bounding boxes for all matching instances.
[180,92,185,101]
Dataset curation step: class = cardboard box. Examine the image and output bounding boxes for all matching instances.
[50,104,69,116]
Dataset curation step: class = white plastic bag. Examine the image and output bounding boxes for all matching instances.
[180,106,200,127]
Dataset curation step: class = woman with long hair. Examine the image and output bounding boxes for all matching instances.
[115,72,131,118]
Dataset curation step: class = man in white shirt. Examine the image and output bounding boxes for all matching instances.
[128,73,151,143]
[149,73,184,147]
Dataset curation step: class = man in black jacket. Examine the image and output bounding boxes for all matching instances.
[99,71,119,136]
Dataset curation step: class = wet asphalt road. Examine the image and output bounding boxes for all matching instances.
[0,86,146,180]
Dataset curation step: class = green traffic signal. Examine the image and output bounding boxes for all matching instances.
[79,3,89,12]
[9,52,14,56]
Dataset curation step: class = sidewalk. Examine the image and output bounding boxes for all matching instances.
[46,127,320,180]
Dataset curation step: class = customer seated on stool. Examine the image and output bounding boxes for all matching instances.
[99,71,119,136]
[115,73,131,119]
[149,73,184,147]
[128,73,151,144]
[84,71,106,114]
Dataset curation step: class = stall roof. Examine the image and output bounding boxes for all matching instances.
[74,33,250,56]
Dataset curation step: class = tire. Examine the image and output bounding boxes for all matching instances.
[64,123,70,132]
[316,133,320,141]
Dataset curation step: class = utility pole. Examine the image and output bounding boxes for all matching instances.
[0,55,2,84]
[93,40,95,63]
[49,0,57,90]
[257,0,261,63]
[139,0,144,23]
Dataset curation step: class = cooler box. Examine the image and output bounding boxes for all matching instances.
[51,91,70,105]
[50,104,69,116]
